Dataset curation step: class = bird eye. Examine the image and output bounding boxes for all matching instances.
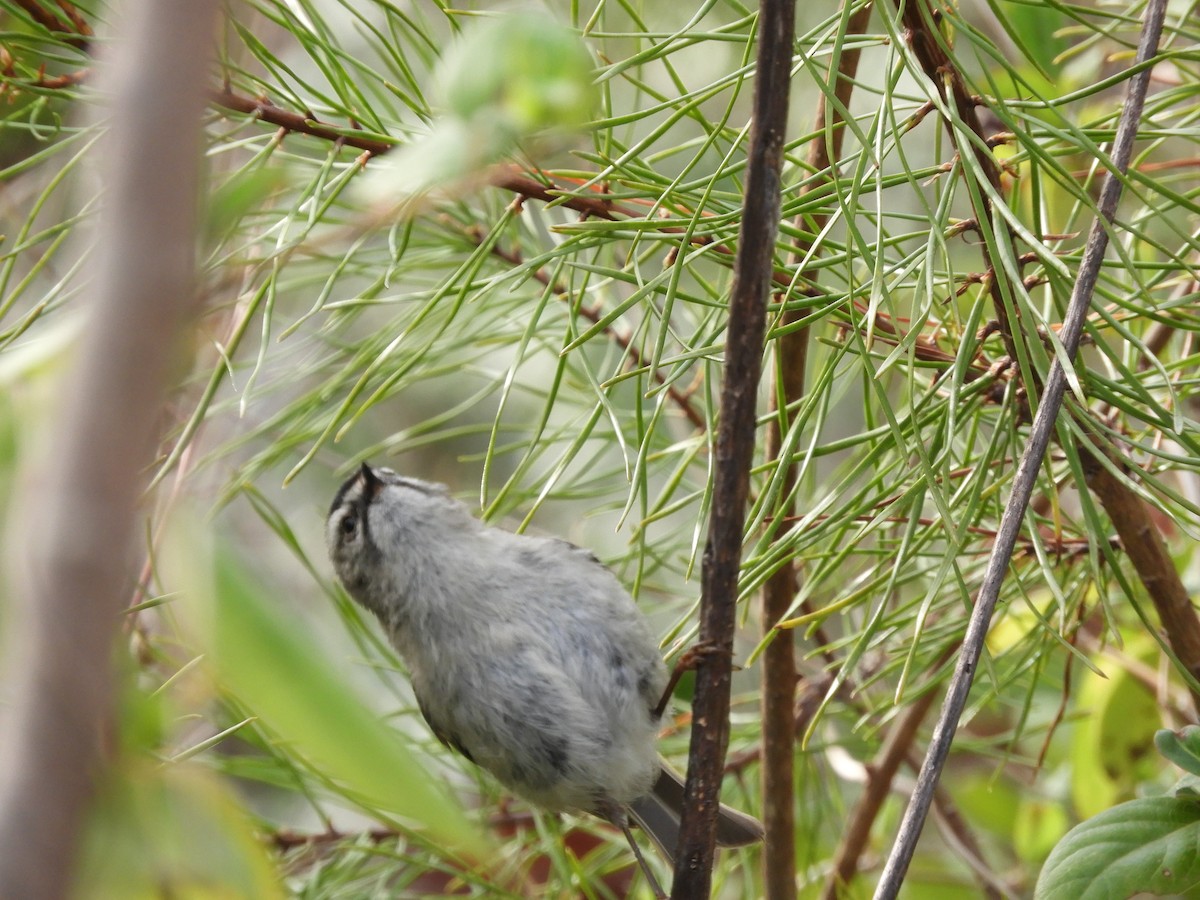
[340,512,358,536]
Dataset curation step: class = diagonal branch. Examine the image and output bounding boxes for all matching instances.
[10,0,90,49]
[875,0,1172,892]
[469,228,706,429]
[890,0,1021,368]
[208,87,393,155]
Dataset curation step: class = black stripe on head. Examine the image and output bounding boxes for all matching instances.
[329,462,390,542]
[328,468,364,519]
[329,464,387,558]
[354,467,379,548]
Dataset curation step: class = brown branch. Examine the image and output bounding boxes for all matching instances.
[208,88,394,155]
[820,654,948,899]
[891,0,1022,371]
[489,171,740,258]
[11,0,90,49]
[1070,156,1200,180]
[53,1,89,35]
[0,47,90,98]
[487,167,633,221]
[1083,442,1200,712]
[782,512,1111,560]
[670,0,796,894]
[760,5,873,896]
[839,297,990,380]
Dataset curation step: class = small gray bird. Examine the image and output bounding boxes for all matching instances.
[326,463,762,896]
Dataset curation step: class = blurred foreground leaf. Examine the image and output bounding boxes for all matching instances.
[441,13,596,134]
[363,12,596,198]
[79,759,282,900]
[167,515,492,861]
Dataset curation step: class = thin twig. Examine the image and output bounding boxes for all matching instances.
[465,229,707,429]
[209,88,394,155]
[10,0,90,49]
[875,0,1171,892]
[926,785,1009,899]
[890,0,1020,367]
[822,651,948,899]
[670,0,797,894]
[0,47,90,98]
[782,513,1109,560]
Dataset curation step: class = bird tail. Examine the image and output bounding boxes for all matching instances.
[626,762,764,860]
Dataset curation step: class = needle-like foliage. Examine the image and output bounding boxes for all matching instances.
[1,0,1199,896]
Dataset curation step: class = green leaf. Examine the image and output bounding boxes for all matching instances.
[79,761,283,900]
[361,13,596,198]
[1035,796,1200,899]
[1156,727,1200,778]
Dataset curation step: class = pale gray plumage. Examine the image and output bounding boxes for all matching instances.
[326,463,761,890]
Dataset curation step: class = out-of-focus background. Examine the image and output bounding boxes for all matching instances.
[1,0,1199,896]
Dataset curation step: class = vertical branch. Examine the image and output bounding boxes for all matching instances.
[670,0,797,895]
[760,4,872,897]
[874,0,1170,893]
[0,2,217,897]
